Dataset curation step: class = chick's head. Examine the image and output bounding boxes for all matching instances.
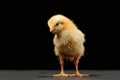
[47,14,70,34]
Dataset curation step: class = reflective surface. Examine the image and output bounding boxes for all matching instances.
[0,70,120,80]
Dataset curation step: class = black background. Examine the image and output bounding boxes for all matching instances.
[0,1,120,70]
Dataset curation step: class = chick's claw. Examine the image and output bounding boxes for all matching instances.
[69,73,89,77]
[53,73,69,77]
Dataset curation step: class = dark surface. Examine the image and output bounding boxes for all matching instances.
[0,70,120,80]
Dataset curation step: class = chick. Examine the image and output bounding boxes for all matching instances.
[48,14,89,77]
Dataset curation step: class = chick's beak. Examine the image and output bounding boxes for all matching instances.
[50,27,55,32]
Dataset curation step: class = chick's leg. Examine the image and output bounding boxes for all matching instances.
[70,56,89,77]
[53,55,68,77]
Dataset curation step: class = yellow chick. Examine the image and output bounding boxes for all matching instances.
[48,14,89,77]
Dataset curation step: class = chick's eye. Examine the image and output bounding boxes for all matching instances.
[55,22,59,26]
